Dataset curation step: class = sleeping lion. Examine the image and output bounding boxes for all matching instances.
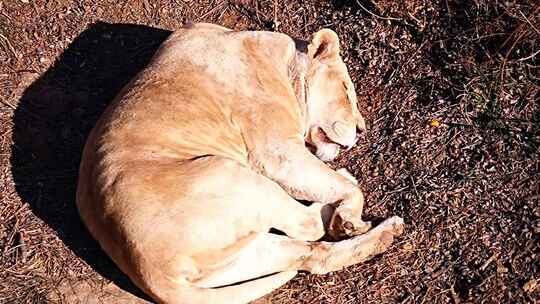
[76,23,404,304]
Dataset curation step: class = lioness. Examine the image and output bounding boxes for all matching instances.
[76,23,404,304]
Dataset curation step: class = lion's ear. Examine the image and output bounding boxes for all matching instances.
[308,29,340,62]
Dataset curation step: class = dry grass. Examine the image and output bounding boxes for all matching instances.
[0,0,538,303]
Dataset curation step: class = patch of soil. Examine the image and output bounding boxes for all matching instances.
[0,0,538,303]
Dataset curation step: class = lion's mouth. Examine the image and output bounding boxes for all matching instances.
[317,127,350,150]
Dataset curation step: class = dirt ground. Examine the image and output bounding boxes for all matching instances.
[0,0,538,303]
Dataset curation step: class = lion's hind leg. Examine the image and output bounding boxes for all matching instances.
[193,216,404,288]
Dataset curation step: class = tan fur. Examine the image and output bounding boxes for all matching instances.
[76,23,403,304]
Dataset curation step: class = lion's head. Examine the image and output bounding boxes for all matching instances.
[302,29,366,161]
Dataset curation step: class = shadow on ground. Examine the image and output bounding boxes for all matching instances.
[10,21,171,299]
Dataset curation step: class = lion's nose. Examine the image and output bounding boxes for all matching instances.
[343,134,360,151]
[356,115,367,132]
[356,125,366,141]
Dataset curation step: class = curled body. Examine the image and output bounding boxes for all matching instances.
[76,23,403,304]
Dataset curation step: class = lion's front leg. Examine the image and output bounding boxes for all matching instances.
[250,141,371,239]
[325,168,372,238]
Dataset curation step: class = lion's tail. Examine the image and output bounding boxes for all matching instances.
[48,271,296,304]
[167,271,296,304]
